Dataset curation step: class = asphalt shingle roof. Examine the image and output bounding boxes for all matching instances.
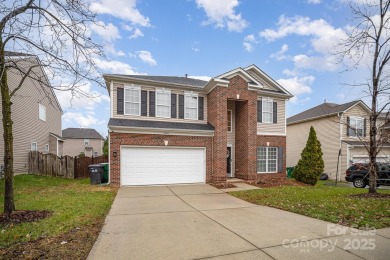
[4,51,33,57]
[106,75,208,88]
[62,128,103,139]
[108,118,215,131]
[287,100,362,125]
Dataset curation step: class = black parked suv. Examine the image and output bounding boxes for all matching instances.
[345,163,390,188]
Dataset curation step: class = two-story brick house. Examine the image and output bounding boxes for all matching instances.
[0,51,63,174]
[105,65,293,186]
[287,100,390,180]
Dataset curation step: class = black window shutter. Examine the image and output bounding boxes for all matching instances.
[364,118,367,137]
[179,94,184,119]
[278,147,283,173]
[257,100,262,122]
[346,116,350,136]
[117,88,124,115]
[149,91,155,117]
[141,90,147,116]
[273,102,277,124]
[198,96,204,120]
[171,94,177,118]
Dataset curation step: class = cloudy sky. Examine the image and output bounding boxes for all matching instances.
[57,0,371,136]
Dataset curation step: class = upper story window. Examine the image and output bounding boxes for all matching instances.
[124,86,141,115]
[156,89,171,118]
[227,110,232,132]
[185,92,198,120]
[349,116,364,137]
[31,142,37,151]
[84,139,89,146]
[45,144,49,152]
[262,98,273,123]
[39,104,46,121]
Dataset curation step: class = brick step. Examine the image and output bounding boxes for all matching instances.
[226,178,247,183]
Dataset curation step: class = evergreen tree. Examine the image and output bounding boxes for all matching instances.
[294,126,324,185]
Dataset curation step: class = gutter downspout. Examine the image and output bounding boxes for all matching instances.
[338,112,343,182]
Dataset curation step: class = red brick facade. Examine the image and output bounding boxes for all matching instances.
[109,74,288,186]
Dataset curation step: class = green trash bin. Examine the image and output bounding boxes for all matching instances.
[286,167,295,178]
[100,163,109,183]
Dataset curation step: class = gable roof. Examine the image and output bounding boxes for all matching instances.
[105,74,208,88]
[287,100,369,125]
[5,50,63,113]
[62,128,103,139]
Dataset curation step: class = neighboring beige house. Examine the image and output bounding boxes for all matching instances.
[0,51,63,173]
[62,128,104,157]
[287,100,390,180]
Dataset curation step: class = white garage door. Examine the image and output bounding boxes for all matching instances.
[120,146,206,186]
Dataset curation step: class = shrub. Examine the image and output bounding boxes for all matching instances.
[294,126,324,185]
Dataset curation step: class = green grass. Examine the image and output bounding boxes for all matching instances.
[0,175,116,247]
[229,181,390,229]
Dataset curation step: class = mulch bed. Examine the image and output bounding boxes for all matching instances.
[0,222,103,260]
[0,210,52,226]
[349,193,390,199]
[247,175,308,188]
[211,183,237,189]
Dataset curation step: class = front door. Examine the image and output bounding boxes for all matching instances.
[227,146,232,177]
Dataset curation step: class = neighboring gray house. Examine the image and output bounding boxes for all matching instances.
[0,51,63,173]
[62,128,104,157]
[287,100,390,180]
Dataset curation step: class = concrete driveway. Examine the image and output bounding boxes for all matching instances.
[88,184,390,260]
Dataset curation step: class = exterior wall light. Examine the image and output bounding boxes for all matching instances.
[236,94,240,99]
[164,140,169,146]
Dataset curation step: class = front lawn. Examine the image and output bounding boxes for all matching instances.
[230,181,390,229]
[0,175,116,258]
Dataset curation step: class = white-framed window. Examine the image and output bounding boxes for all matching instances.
[31,142,38,151]
[257,147,278,173]
[45,144,49,152]
[349,116,364,137]
[84,139,89,146]
[156,89,171,118]
[94,151,98,157]
[227,110,232,132]
[39,104,46,121]
[124,86,141,116]
[262,98,273,123]
[185,92,198,120]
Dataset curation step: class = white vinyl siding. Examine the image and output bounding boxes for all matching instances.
[185,92,198,120]
[349,116,364,137]
[257,147,278,173]
[156,89,171,118]
[39,104,46,121]
[124,87,141,116]
[262,99,273,123]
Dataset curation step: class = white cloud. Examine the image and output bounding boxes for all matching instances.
[196,0,248,32]
[91,0,150,27]
[277,76,314,103]
[307,0,321,4]
[55,82,110,111]
[137,51,157,66]
[90,21,120,42]
[189,75,211,81]
[104,44,126,56]
[129,28,144,39]
[260,15,347,71]
[63,112,104,128]
[243,34,258,52]
[270,44,289,60]
[94,58,143,74]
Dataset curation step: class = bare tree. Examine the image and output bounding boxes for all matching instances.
[0,0,105,219]
[336,0,390,193]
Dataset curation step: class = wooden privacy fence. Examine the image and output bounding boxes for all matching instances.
[29,151,75,178]
[29,151,108,179]
[74,155,108,178]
